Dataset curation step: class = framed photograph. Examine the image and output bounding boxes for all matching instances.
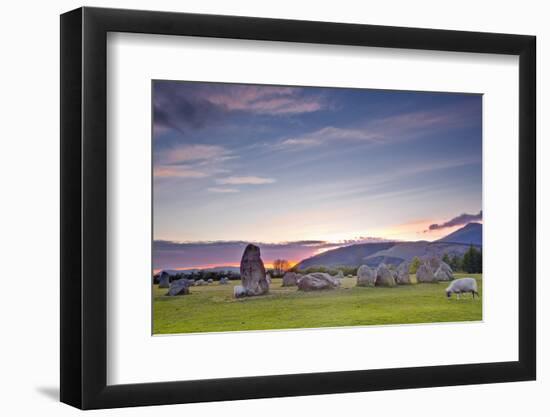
[60,7,536,410]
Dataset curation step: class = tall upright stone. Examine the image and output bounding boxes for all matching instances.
[158,271,170,288]
[375,263,397,287]
[356,265,376,287]
[435,262,454,281]
[396,262,412,284]
[416,262,436,283]
[238,244,269,297]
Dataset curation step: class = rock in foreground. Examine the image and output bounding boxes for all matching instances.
[396,262,412,284]
[434,262,454,281]
[237,244,269,297]
[416,262,436,283]
[375,263,397,287]
[297,272,341,291]
[158,271,170,288]
[282,272,299,287]
[356,264,376,287]
[166,278,192,296]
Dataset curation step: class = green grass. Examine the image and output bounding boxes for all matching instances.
[153,274,482,334]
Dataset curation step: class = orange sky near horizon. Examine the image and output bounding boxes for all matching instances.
[152,219,482,273]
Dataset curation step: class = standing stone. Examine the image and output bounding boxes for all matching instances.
[219,277,229,285]
[297,272,341,291]
[336,270,344,279]
[195,279,206,286]
[282,271,299,287]
[266,273,272,285]
[238,244,269,297]
[356,265,376,287]
[396,262,412,284]
[427,257,441,271]
[207,278,213,284]
[416,262,436,283]
[166,278,191,296]
[375,263,397,287]
[158,271,170,288]
[435,262,454,281]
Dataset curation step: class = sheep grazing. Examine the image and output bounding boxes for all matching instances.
[445,278,479,299]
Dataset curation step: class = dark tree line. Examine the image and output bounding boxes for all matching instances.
[153,270,240,284]
[444,245,482,273]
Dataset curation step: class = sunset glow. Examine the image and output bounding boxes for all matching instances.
[153,81,482,270]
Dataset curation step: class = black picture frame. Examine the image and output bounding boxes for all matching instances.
[60,6,536,410]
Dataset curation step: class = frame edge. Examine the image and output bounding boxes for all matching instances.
[60,7,84,409]
[61,6,537,409]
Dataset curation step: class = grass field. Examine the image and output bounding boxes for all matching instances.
[153,273,482,334]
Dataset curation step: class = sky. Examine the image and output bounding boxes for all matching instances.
[153,81,482,270]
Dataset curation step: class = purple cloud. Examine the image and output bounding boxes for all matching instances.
[153,81,327,138]
[428,210,482,231]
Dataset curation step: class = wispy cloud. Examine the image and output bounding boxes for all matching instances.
[278,126,380,148]
[427,210,483,231]
[275,108,469,149]
[154,165,210,178]
[205,85,325,115]
[154,144,236,179]
[216,176,276,185]
[161,144,234,164]
[207,187,240,193]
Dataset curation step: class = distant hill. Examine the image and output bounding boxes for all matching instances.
[295,223,482,270]
[295,242,396,270]
[437,222,482,246]
[363,241,478,266]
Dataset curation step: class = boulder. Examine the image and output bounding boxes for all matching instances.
[166,278,191,296]
[427,257,441,271]
[282,272,299,287]
[335,270,344,279]
[416,262,436,283]
[195,279,206,286]
[238,244,269,297]
[435,262,454,281]
[219,277,229,285]
[375,263,397,287]
[158,271,170,288]
[266,273,272,285]
[395,262,412,284]
[297,272,341,291]
[207,278,213,284]
[356,265,376,287]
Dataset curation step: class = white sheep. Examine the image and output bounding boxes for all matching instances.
[233,285,247,298]
[445,277,479,299]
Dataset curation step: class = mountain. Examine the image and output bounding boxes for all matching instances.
[363,241,478,265]
[295,242,396,270]
[437,222,482,246]
[295,224,482,270]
